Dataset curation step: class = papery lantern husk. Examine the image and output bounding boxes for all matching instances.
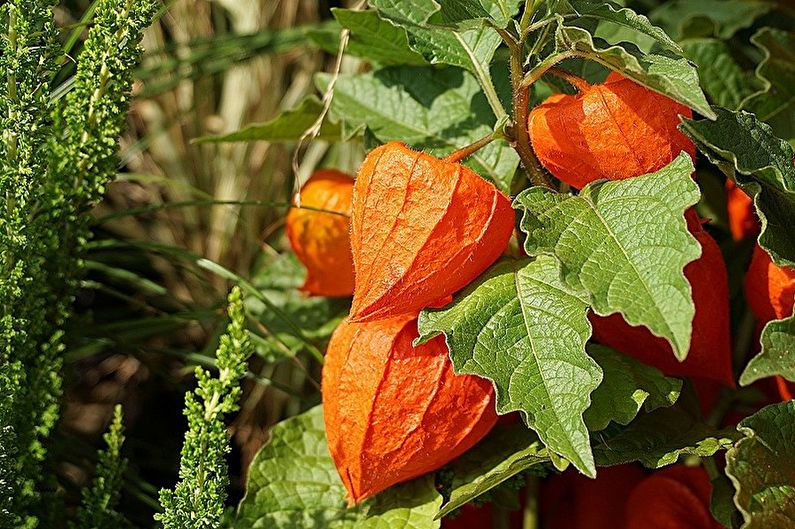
[349,142,514,322]
[745,243,795,323]
[286,169,355,297]
[528,72,695,190]
[322,314,498,504]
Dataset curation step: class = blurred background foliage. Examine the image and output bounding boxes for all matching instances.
[51,0,794,525]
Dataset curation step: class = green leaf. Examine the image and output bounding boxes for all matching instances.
[593,405,739,468]
[332,9,428,66]
[554,15,714,118]
[417,257,601,477]
[193,96,341,144]
[680,107,795,267]
[369,0,520,29]
[681,38,762,110]
[515,153,702,360]
[567,0,683,53]
[740,313,795,386]
[649,0,774,40]
[584,345,682,431]
[246,252,348,361]
[316,66,518,192]
[742,28,795,148]
[439,423,549,518]
[236,406,442,529]
[406,26,501,76]
[726,401,795,529]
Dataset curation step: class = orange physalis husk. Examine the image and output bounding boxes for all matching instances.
[541,464,721,529]
[322,314,497,504]
[625,466,721,529]
[528,72,695,189]
[348,141,514,322]
[725,179,759,241]
[744,243,795,323]
[591,211,734,387]
[286,169,355,297]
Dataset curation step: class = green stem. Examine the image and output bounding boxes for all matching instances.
[461,31,508,121]
[443,132,496,163]
[507,37,552,188]
[520,51,575,89]
[523,476,539,529]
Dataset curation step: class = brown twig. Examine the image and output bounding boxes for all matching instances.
[443,133,496,164]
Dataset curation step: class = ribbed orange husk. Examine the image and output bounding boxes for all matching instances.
[725,179,759,241]
[745,244,795,323]
[348,142,514,322]
[286,169,355,297]
[591,212,734,387]
[322,315,497,504]
[625,466,721,529]
[542,465,721,529]
[528,72,695,189]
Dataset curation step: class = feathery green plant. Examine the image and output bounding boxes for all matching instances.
[71,405,129,529]
[157,287,255,529]
[0,0,158,525]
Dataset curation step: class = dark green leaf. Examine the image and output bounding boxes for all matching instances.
[193,97,341,143]
[515,153,702,360]
[680,107,795,267]
[649,0,774,40]
[681,38,761,110]
[418,257,600,477]
[406,26,501,76]
[743,28,795,148]
[585,345,682,431]
[740,313,795,386]
[439,423,549,517]
[369,0,520,29]
[593,405,738,468]
[236,406,442,529]
[726,401,795,529]
[332,9,428,65]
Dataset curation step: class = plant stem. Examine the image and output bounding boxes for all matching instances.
[460,31,508,121]
[523,476,540,529]
[508,39,552,188]
[520,51,575,89]
[443,132,496,163]
[548,66,590,92]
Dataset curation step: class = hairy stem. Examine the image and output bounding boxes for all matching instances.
[508,39,552,188]
[443,132,496,164]
[548,66,591,92]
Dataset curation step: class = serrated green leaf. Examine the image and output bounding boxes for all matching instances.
[585,345,682,431]
[193,96,341,144]
[515,153,702,360]
[439,423,549,518]
[681,38,762,110]
[680,107,795,267]
[417,257,601,477]
[369,0,520,29]
[742,28,795,148]
[316,66,518,192]
[726,401,795,529]
[406,26,501,76]
[567,0,683,53]
[236,406,442,529]
[554,18,714,117]
[332,9,428,66]
[649,0,774,40]
[740,313,795,386]
[593,405,739,468]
